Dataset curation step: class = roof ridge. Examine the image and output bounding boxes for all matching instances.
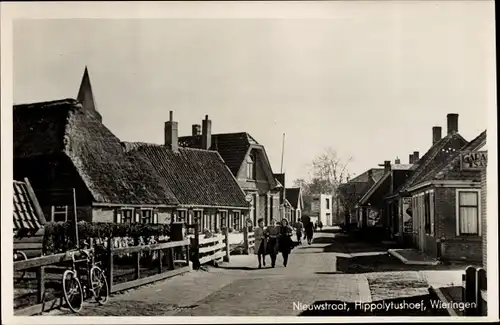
[403,132,464,189]
[433,130,486,180]
[14,98,79,109]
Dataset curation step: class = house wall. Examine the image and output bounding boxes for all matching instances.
[236,149,273,194]
[481,169,487,268]
[411,186,482,262]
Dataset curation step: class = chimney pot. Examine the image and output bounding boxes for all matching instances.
[192,124,201,136]
[202,115,212,150]
[447,113,459,135]
[432,126,442,145]
[384,160,391,172]
[164,111,178,152]
[413,151,420,162]
[395,157,401,164]
[409,154,414,164]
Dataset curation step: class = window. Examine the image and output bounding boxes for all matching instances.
[51,205,69,222]
[457,190,480,235]
[220,210,228,228]
[116,208,134,224]
[176,210,187,223]
[194,210,203,232]
[141,209,153,224]
[326,198,330,209]
[233,211,241,231]
[246,154,256,180]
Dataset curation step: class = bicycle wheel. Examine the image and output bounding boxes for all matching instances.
[90,266,109,305]
[14,251,27,282]
[62,270,84,313]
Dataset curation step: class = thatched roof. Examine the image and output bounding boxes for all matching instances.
[14,99,179,205]
[122,142,250,208]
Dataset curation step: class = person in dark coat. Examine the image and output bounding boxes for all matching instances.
[253,218,268,269]
[278,218,294,267]
[266,219,280,267]
[304,221,314,245]
[318,220,323,231]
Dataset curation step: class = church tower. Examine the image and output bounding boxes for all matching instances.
[77,66,102,122]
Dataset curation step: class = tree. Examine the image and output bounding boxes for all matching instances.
[292,147,353,221]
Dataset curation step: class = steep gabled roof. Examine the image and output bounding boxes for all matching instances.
[418,130,486,183]
[179,132,259,176]
[285,187,302,209]
[122,143,250,208]
[14,99,179,205]
[179,132,277,188]
[397,132,468,193]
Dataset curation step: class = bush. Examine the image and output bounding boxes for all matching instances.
[43,221,171,255]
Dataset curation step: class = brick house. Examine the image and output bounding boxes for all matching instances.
[337,168,385,228]
[13,69,249,229]
[179,124,281,227]
[356,160,413,235]
[401,115,485,262]
[385,115,469,247]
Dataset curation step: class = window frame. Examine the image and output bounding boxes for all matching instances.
[219,210,228,229]
[246,153,256,180]
[140,208,154,224]
[232,210,241,231]
[117,207,134,224]
[455,189,481,236]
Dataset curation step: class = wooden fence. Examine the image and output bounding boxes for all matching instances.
[242,227,255,254]
[194,232,230,265]
[13,238,191,316]
[462,265,487,316]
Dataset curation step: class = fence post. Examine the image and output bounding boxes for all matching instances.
[134,237,141,280]
[36,266,45,304]
[465,266,477,316]
[158,249,163,274]
[243,226,249,255]
[476,268,487,316]
[224,229,230,263]
[168,247,175,270]
[107,237,114,291]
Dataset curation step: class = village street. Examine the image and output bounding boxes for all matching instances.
[47,228,464,317]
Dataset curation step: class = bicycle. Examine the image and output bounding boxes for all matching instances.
[62,248,109,313]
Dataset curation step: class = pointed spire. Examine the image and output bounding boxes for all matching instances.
[76,66,102,121]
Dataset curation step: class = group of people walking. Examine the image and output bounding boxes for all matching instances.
[253,218,295,268]
[253,217,322,268]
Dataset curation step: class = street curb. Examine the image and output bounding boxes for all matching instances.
[428,286,459,316]
[388,249,440,266]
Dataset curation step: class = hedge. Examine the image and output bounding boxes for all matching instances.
[43,221,171,255]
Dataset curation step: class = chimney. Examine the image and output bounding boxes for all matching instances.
[164,111,179,152]
[395,157,401,164]
[367,169,373,180]
[447,113,459,135]
[192,124,201,136]
[432,126,442,145]
[201,115,212,150]
[409,154,414,164]
[413,151,420,162]
[384,160,391,172]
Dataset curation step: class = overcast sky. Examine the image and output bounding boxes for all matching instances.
[12,1,495,186]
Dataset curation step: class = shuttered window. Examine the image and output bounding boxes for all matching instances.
[457,190,480,235]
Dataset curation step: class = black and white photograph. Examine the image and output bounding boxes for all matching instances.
[1,1,498,322]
